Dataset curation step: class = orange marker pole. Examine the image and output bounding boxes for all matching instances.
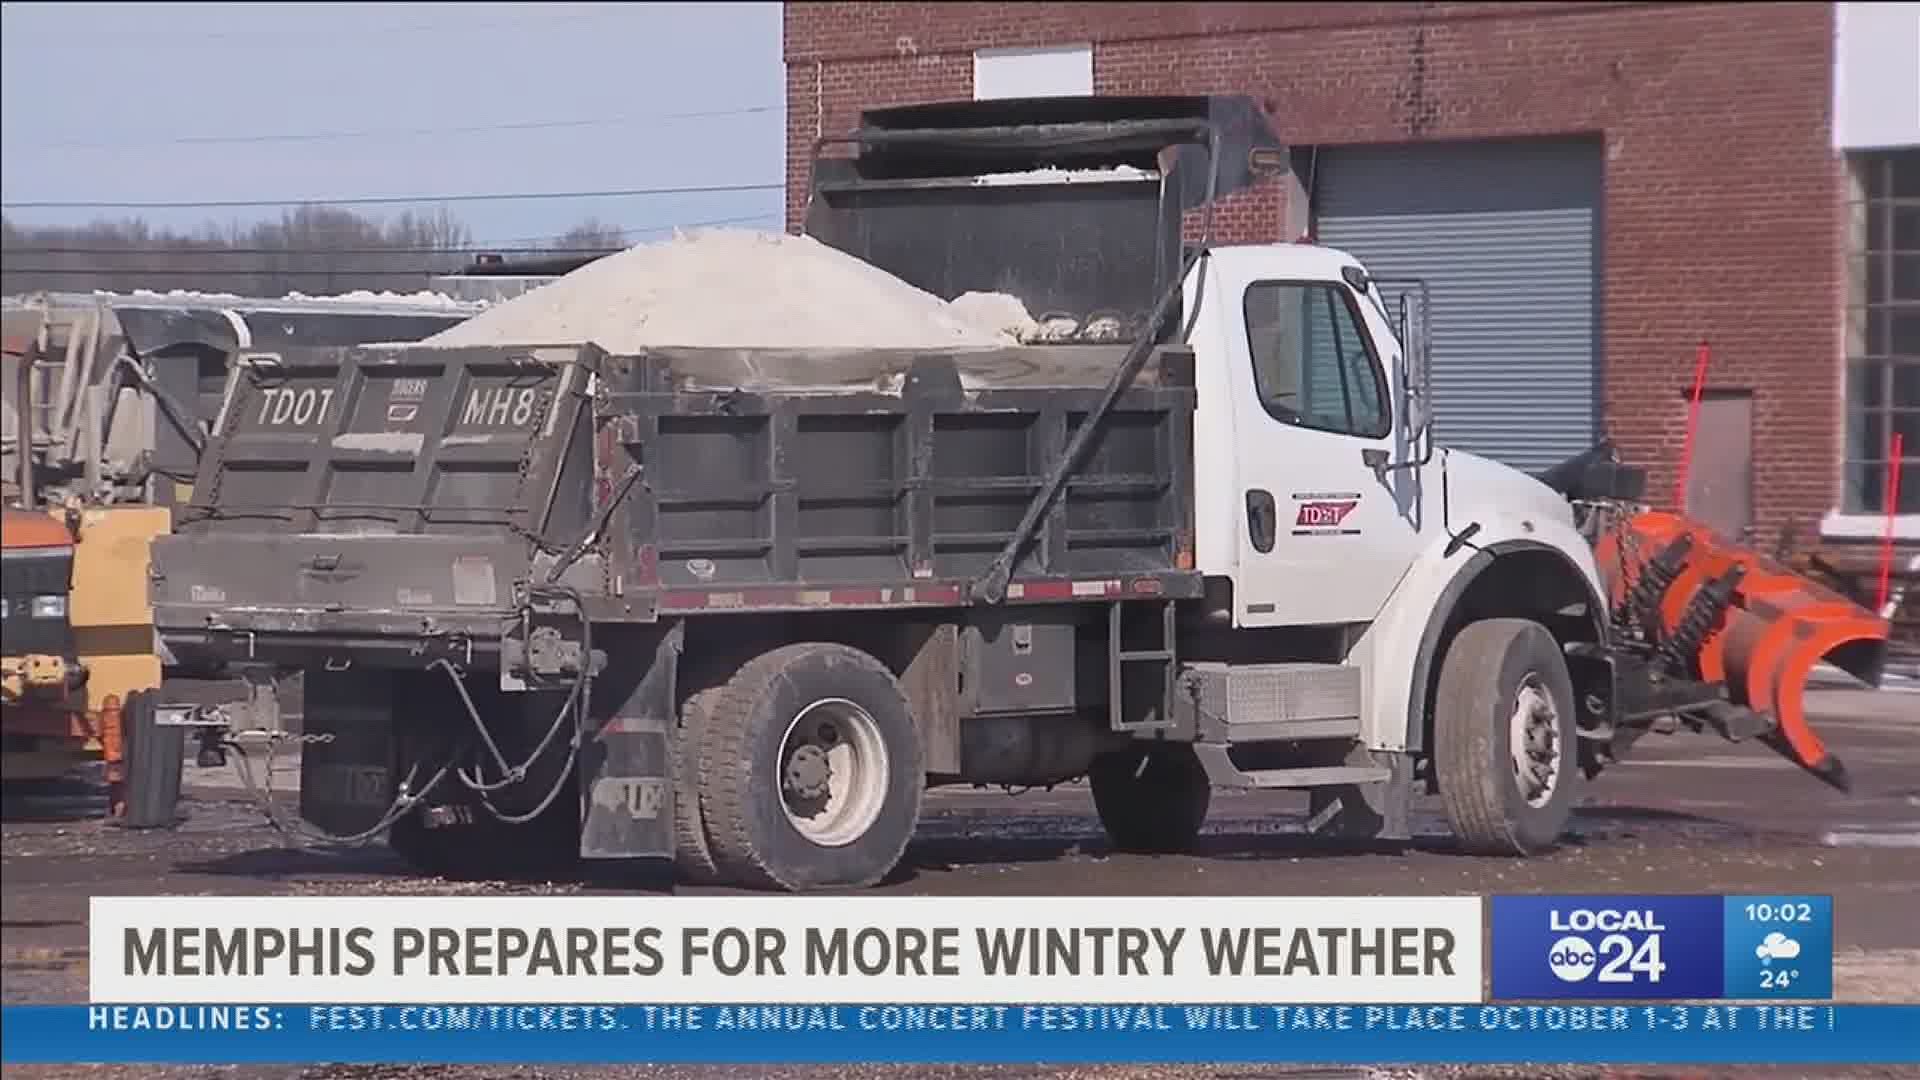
[1877,431,1904,614]
[1675,339,1711,512]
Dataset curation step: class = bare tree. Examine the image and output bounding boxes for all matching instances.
[1,206,479,297]
[385,206,472,251]
[549,218,628,252]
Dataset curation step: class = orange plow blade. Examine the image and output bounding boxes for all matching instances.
[1592,510,1890,791]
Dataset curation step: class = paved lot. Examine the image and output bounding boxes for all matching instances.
[3,687,1916,1079]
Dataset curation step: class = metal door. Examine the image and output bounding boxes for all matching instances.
[1313,138,1603,472]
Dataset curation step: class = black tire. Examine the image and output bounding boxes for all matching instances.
[1432,617,1581,855]
[697,643,922,892]
[1089,743,1211,854]
[388,811,504,880]
[388,811,469,877]
[121,689,184,830]
[388,794,578,881]
[672,686,724,885]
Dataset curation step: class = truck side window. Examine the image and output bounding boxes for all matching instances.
[1243,281,1390,439]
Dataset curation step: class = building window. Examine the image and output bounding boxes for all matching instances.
[1243,282,1391,439]
[1844,149,1920,514]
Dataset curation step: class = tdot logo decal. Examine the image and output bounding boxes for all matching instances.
[1294,500,1358,528]
[1290,493,1363,535]
[1492,895,1724,1000]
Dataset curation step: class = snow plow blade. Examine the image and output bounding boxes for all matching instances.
[1592,511,1889,791]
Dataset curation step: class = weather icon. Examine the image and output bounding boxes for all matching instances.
[1755,932,1803,965]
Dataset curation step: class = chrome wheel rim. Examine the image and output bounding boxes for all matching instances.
[779,698,888,847]
[1509,673,1563,808]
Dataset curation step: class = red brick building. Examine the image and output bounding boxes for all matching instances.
[784,2,1919,565]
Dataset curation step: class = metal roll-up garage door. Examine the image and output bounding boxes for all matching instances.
[1311,138,1602,472]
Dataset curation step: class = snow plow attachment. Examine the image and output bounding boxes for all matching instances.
[1592,510,1890,791]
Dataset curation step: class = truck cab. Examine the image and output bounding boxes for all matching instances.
[1189,241,1608,747]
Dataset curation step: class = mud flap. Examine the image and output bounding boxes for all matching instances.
[1306,750,1413,843]
[576,622,680,860]
[300,673,398,836]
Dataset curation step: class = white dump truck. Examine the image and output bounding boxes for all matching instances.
[146,95,1883,890]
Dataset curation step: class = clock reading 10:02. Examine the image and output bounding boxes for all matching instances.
[1743,902,1817,924]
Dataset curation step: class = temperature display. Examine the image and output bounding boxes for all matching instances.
[1723,895,1832,1000]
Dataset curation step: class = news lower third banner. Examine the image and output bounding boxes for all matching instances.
[2,892,1908,1065]
[87,895,1485,1004]
[3,1005,1915,1064]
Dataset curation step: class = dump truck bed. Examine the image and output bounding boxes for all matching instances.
[150,341,1199,668]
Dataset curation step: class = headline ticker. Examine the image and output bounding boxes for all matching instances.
[90,896,1482,1005]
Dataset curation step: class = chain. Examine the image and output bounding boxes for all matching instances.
[1611,509,1646,639]
[223,730,443,848]
[1579,498,1640,638]
[223,729,334,746]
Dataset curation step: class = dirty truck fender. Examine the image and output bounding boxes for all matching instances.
[1348,510,1607,753]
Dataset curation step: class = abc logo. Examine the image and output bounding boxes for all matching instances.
[1547,935,1597,982]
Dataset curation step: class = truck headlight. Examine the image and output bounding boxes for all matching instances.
[31,595,66,619]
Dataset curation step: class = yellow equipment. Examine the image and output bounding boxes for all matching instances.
[1,502,179,823]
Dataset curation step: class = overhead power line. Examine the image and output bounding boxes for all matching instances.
[0,8,665,46]
[6,267,470,278]
[2,212,785,256]
[9,248,618,258]
[468,212,783,249]
[24,105,778,151]
[2,183,784,211]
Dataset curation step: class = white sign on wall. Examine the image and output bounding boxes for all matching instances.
[973,44,1093,101]
[1834,2,1920,150]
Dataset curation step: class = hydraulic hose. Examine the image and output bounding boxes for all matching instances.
[223,590,594,843]
[224,741,450,848]
[463,583,594,826]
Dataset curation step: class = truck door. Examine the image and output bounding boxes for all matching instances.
[1220,265,1425,627]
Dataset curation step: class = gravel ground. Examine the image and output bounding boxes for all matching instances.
[4,687,1916,1079]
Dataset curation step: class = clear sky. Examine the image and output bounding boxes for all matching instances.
[0,1,786,247]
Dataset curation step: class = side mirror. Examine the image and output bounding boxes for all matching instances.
[1396,288,1433,439]
[1401,355,1430,436]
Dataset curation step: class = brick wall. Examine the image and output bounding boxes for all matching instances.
[784,2,1842,546]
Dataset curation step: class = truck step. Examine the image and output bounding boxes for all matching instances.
[1182,661,1363,742]
[1192,744,1391,790]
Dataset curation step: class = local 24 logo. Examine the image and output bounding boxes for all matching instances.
[1546,906,1667,985]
